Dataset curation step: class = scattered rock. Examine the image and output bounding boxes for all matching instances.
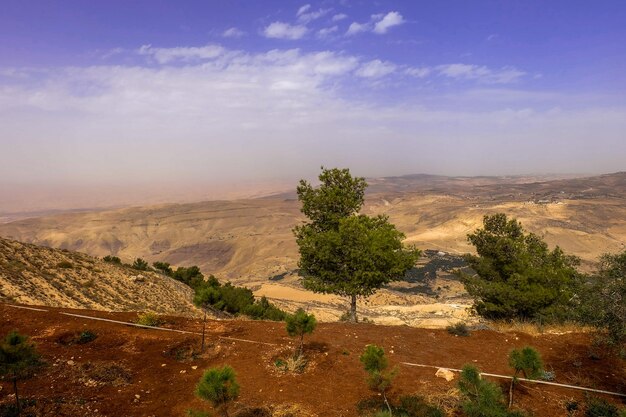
[435,368,455,382]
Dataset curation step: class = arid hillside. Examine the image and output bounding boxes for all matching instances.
[1,304,624,417]
[0,237,199,316]
[1,173,624,282]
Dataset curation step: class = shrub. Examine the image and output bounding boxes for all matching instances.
[172,266,205,288]
[0,331,42,415]
[458,365,523,417]
[103,255,121,264]
[584,396,622,417]
[508,347,543,407]
[398,395,445,417]
[78,330,97,344]
[131,258,150,271]
[136,312,163,327]
[195,365,239,417]
[285,308,316,358]
[56,261,73,269]
[446,322,470,337]
[360,344,397,416]
[153,261,173,276]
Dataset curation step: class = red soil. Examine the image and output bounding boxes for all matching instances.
[0,304,624,416]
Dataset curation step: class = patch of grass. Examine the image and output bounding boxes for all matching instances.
[136,312,164,327]
[77,331,97,344]
[446,322,470,337]
[80,362,132,386]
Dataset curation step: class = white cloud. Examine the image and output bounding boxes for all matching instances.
[263,22,308,40]
[373,11,405,34]
[346,22,370,36]
[405,67,431,78]
[332,13,348,22]
[437,64,525,84]
[223,27,246,38]
[138,44,224,64]
[355,59,396,78]
[296,4,311,16]
[317,26,339,38]
[2,44,624,186]
[297,7,331,23]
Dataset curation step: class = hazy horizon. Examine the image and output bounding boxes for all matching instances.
[1,1,625,208]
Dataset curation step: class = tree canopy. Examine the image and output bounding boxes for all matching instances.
[460,213,580,321]
[294,167,419,322]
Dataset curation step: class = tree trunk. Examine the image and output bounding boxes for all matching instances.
[508,378,514,408]
[349,294,358,323]
[201,308,207,352]
[382,389,392,417]
[13,377,21,416]
[298,333,304,358]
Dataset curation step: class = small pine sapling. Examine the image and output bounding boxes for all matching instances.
[508,346,543,408]
[0,331,41,415]
[285,308,317,358]
[458,365,517,417]
[195,365,240,417]
[360,344,398,417]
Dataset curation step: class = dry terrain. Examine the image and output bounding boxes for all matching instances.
[0,237,199,316]
[1,172,624,324]
[0,304,624,417]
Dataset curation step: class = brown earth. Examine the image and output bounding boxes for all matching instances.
[1,304,624,417]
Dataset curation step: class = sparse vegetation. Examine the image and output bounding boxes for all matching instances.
[0,331,42,415]
[136,312,163,327]
[360,344,398,416]
[103,255,121,264]
[508,347,543,408]
[195,365,240,417]
[457,364,524,417]
[285,308,316,359]
[153,261,174,276]
[131,257,150,271]
[294,167,420,322]
[584,396,625,417]
[446,322,470,337]
[577,250,626,349]
[55,260,73,269]
[459,213,580,322]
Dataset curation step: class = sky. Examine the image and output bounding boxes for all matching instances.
[1,0,625,198]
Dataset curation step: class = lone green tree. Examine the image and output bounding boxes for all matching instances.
[285,308,317,358]
[195,365,240,417]
[0,331,41,416]
[360,344,397,416]
[508,347,543,408]
[193,285,222,352]
[294,167,419,322]
[459,213,580,321]
[132,257,149,271]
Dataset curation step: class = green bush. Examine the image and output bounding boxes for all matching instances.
[103,255,121,264]
[585,396,621,417]
[195,365,239,417]
[77,331,97,344]
[398,395,444,417]
[131,258,150,271]
[458,365,524,417]
[360,344,397,416]
[0,331,42,415]
[153,261,173,276]
[136,312,163,327]
[285,308,316,358]
[446,322,470,337]
[172,266,205,288]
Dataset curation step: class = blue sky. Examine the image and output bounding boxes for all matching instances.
[1,0,625,191]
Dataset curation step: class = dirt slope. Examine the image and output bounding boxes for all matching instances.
[0,304,624,417]
[0,237,199,316]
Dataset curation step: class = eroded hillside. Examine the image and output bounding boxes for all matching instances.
[0,237,199,316]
